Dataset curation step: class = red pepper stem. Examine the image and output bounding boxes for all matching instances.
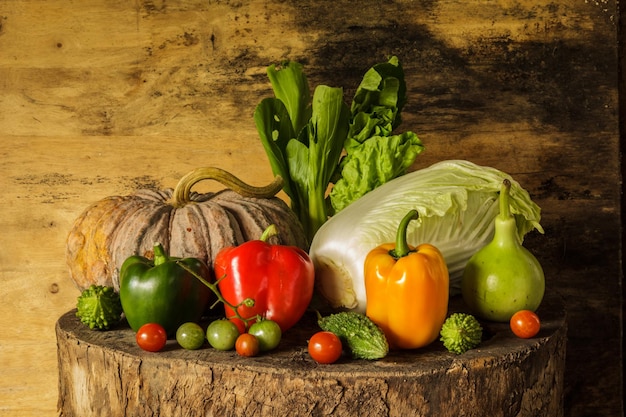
[152,243,168,266]
[260,224,279,242]
[499,179,512,219]
[391,210,418,259]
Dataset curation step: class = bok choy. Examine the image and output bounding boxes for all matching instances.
[254,57,423,243]
[308,159,544,313]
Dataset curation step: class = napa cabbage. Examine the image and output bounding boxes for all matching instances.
[308,159,543,313]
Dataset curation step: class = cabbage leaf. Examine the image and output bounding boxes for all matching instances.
[309,160,544,313]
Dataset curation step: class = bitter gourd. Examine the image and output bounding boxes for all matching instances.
[318,311,389,360]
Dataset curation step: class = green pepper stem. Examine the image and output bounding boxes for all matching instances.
[152,243,168,266]
[176,262,255,326]
[499,179,512,219]
[171,167,283,208]
[390,210,418,259]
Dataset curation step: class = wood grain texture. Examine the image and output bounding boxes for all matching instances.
[0,0,622,416]
[56,295,567,417]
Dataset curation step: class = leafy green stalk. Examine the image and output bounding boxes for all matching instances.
[254,97,298,208]
[266,61,311,134]
[254,62,309,226]
[286,86,349,239]
[255,63,348,241]
[255,57,423,241]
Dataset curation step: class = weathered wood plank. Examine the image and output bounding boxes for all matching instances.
[0,0,621,416]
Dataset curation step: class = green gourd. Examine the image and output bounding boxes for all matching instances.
[317,311,389,360]
[461,179,545,322]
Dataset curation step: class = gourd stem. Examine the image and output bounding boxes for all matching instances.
[171,167,284,207]
[390,210,418,259]
[499,179,512,219]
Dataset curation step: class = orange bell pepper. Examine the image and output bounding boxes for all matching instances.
[364,210,449,349]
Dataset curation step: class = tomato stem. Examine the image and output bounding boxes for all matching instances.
[176,263,256,327]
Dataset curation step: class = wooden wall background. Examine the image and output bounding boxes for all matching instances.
[0,1,622,416]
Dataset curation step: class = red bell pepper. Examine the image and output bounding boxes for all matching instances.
[214,225,315,332]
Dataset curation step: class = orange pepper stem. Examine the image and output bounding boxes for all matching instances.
[389,210,419,259]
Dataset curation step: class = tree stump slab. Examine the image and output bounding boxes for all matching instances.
[57,293,566,417]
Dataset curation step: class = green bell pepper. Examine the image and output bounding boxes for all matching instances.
[119,243,213,336]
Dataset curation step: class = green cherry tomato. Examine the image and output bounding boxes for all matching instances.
[248,320,282,352]
[176,322,205,350]
[206,319,240,351]
[136,322,167,352]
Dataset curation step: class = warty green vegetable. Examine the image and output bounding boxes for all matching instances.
[317,311,389,360]
[75,285,123,330]
[439,313,483,354]
[309,159,543,313]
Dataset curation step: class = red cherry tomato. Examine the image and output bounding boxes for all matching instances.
[136,323,167,352]
[235,333,260,357]
[510,310,541,339]
[308,331,342,364]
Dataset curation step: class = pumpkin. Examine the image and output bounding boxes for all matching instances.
[66,167,309,291]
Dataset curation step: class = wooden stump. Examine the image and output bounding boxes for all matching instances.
[57,294,566,417]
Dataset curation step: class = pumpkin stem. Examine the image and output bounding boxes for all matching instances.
[171,167,284,207]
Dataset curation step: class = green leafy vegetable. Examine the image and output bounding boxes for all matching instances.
[440,313,483,354]
[266,61,311,134]
[329,132,423,213]
[255,57,422,242]
[317,311,389,360]
[309,159,543,312]
[329,56,424,213]
[287,85,350,239]
[76,285,123,330]
[255,64,349,240]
